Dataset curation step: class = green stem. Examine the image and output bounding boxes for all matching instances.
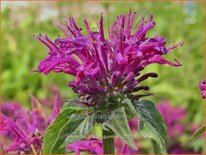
[102,128,115,154]
[151,140,160,154]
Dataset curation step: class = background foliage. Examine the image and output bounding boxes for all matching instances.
[1,1,205,153]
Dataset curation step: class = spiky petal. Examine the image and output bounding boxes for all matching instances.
[34,10,182,106]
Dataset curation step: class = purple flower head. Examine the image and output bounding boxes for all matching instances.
[157,101,186,139]
[0,93,61,154]
[34,10,182,106]
[199,80,206,99]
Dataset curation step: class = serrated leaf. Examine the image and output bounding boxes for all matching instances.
[42,107,94,154]
[183,125,206,145]
[62,99,86,109]
[61,112,96,147]
[133,100,167,154]
[62,102,82,109]
[121,98,140,119]
[62,101,94,114]
[42,107,84,153]
[104,107,137,150]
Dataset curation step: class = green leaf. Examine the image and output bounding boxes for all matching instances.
[42,107,95,154]
[62,102,82,109]
[104,107,137,150]
[133,100,167,154]
[42,107,84,153]
[121,98,139,119]
[62,101,94,115]
[61,112,96,147]
[183,125,206,145]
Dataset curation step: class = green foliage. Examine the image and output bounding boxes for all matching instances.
[133,100,167,154]
[43,98,168,154]
[183,125,206,145]
[104,107,137,150]
[62,112,96,148]
[121,98,138,119]
[42,107,93,154]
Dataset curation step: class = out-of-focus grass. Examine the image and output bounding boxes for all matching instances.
[1,1,205,152]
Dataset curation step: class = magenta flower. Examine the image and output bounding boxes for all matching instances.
[34,10,182,106]
[0,93,60,154]
[199,80,205,99]
[157,101,204,154]
[169,144,201,154]
[67,139,102,154]
[157,101,186,139]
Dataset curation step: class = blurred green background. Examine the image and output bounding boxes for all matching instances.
[1,0,205,153]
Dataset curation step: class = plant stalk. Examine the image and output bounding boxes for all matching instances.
[102,128,115,154]
[151,140,160,154]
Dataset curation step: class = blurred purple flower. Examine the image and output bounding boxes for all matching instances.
[199,80,205,99]
[0,93,60,154]
[34,10,182,106]
[169,144,201,154]
[157,101,203,154]
[157,101,186,139]
[67,139,102,154]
